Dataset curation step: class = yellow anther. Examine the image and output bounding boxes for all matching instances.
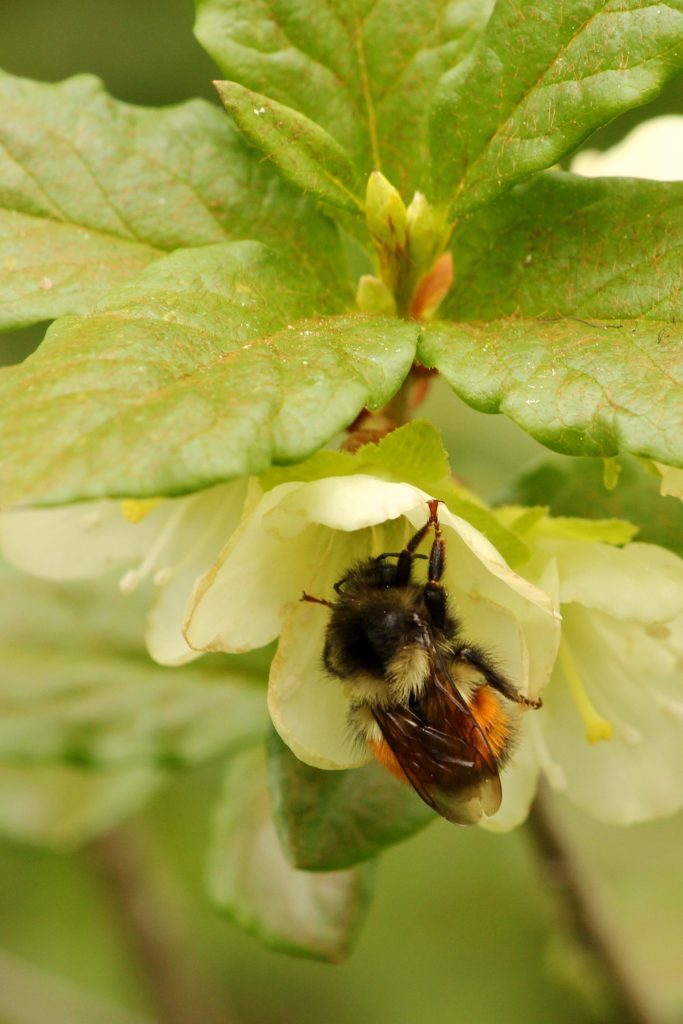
[559,640,613,744]
[120,498,162,524]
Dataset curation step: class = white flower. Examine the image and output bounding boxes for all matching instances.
[0,480,248,665]
[489,531,683,830]
[185,474,560,774]
[571,115,683,181]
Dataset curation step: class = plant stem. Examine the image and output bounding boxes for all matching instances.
[526,786,666,1024]
[89,825,237,1024]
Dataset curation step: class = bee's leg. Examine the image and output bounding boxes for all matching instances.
[395,499,442,584]
[301,591,335,609]
[424,500,449,628]
[455,643,542,710]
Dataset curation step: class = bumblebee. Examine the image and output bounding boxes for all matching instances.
[303,500,540,825]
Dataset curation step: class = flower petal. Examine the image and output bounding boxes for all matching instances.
[269,601,371,770]
[186,477,432,653]
[273,474,430,532]
[0,501,164,579]
[185,483,331,653]
[553,541,683,623]
[413,507,560,700]
[541,606,683,823]
[146,481,248,665]
[480,722,540,833]
[571,116,683,181]
[656,463,683,501]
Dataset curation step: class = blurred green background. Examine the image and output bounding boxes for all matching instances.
[1,4,683,1023]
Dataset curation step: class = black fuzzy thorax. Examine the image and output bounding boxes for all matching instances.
[322,557,460,684]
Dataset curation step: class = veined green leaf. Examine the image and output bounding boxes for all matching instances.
[445,173,683,321]
[431,0,683,217]
[195,0,492,196]
[267,731,432,871]
[418,318,683,466]
[0,71,348,331]
[0,242,419,506]
[208,745,373,961]
[215,81,365,214]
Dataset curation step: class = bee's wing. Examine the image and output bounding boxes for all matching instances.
[372,653,503,825]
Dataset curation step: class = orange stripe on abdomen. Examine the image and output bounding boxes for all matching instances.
[369,738,409,784]
[470,686,514,760]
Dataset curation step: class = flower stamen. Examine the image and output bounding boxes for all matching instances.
[120,498,163,524]
[559,639,613,744]
[119,502,185,594]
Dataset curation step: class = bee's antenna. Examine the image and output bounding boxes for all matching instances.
[301,591,334,608]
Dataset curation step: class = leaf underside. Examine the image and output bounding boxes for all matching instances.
[208,745,373,962]
[267,731,433,871]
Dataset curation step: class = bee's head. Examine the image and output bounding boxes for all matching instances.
[338,551,419,593]
[323,595,430,691]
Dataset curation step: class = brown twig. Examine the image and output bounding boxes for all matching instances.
[88,825,237,1024]
[526,785,666,1024]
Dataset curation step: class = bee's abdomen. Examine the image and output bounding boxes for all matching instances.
[469,685,516,763]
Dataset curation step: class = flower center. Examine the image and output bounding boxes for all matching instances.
[120,498,163,523]
[559,639,613,744]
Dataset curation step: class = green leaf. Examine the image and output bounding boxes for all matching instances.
[195,0,492,196]
[508,457,683,557]
[0,762,163,849]
[430,0,683,217]
[419,318,683,466]
[261,419,447,490]
[445,173,683,321]
[267,731,432,871]
[208,746,373,962]
[0,565,269,766]
[215,81,364,214]
[0,71,348,331]
[0,242,419,506]
[499,505,638,545]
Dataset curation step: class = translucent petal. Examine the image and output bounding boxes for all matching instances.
[0,501,164,580]
[185,482,306,652]
[269,601,371,770]
[656,463,683,500]
[571,116,683,181]
[479,722,541,833]
[408,506,560,700]
[553,541,683,623]
[145,481,248,665]
[541,605,683,823]
[271,474,430,533]
[186,477,431,653]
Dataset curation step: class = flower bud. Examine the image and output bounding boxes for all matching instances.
[365,171,407,251]
[356,275,397,316]
[406,192,451,275]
